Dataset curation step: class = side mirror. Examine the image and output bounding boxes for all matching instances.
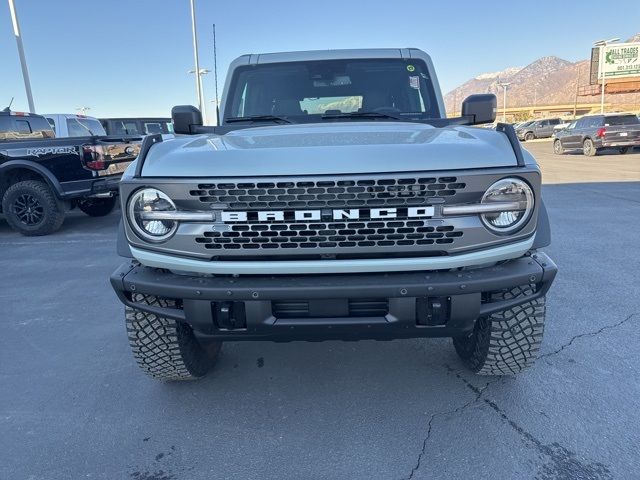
[461,94,497,125]
[171,105,203,134]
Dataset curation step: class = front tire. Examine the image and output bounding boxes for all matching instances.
[524,132,535,141]
[553,139,564,155]
[77,196,117,217]
[125,294,222,381]
[1,180,65,236]
[618,147,631,154]
[453,285,545,375]
[583,138,597,156]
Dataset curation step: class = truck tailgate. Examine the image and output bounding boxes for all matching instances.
[82,137,142,177]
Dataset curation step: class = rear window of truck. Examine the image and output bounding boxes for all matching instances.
[604,115,640,126]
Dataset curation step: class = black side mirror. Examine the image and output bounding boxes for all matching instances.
[461,94,497,125]
[171,105,203,134]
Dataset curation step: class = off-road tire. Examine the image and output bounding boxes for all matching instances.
[453,285,545,375]
[583,138,597,157]
[2,180,65,236]
[553,139,564,155]
[77,196,117,217]
[125,294,222,381]
[524,132,535,141]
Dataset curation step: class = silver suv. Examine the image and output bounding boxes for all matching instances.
[110,49,557,382]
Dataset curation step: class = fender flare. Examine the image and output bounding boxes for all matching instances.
[0,160,64,197]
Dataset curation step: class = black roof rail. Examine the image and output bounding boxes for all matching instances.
[133,134,163,177]
[496,123,525,167]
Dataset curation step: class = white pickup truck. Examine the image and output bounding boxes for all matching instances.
[42,113,106,138]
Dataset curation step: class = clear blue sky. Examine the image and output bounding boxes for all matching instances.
[2,0,639,120]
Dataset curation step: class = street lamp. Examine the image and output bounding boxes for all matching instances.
[594,37,620,114]
[189,0,203,115]
[497,81,511,123]
[188,68,210,124]
[7,0,35,113]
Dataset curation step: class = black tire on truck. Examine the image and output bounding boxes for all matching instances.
[125,294,222,381]
[452,285,545,375]
[553,139,564,155]
[1,180,65,236]
[77,196,117,217]
[583,138,597,156]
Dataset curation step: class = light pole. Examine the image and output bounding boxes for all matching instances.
[497,82,511,123]
[7,0,35,113]
[594,38,620,114]
[189,0,203,114]
[188,68,210,124]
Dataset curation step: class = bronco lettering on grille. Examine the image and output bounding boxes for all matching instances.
[220,207,435,223]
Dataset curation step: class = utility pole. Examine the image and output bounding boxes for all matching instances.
[573,63,581,119]
[594,38,620,114]
[188,69,210,124]
[189,0,203,114]
[212,23,220,125]
[7,0,35,113]
[497,81,511,123]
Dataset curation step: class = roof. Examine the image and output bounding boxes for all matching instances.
[239,48,426,65]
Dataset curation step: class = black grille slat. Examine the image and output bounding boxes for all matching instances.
[196,220,463,250]
[191,176,465,209]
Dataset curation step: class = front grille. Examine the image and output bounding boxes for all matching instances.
[189,176,466,210]
[195,220,463,251]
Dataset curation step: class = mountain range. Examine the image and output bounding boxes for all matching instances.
[444,33,640,114]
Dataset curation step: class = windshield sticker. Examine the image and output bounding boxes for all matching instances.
[406,64,415,72]
[409,76,420,89]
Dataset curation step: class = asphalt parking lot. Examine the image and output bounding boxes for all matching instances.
[2,140,640,480]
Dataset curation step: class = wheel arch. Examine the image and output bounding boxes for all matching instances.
[0,161,64,200]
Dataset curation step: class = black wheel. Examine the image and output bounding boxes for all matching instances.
[125,294,222,381]
[618,147,631,154]
[553,139,564,155]
[1,180,65,236]
[583,138,597,156]
[77,196,117,217]
[524,132,534,141]
[453,285,545,375]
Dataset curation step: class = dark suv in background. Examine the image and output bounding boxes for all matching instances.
[553,113,640,156]
[516,118,562,141]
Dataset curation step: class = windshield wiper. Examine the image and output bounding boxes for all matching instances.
[321,111,409,121]
[225,115,292,124]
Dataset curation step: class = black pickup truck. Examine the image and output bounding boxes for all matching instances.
[0,109,141,235]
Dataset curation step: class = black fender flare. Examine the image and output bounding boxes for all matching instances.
[532,199,551,249]
[0,160,64,198]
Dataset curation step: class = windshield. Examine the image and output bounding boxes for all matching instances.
[66,117,107,136]
[604,115,640,126]
[226,58,439,122]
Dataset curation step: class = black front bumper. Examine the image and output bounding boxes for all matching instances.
[110,252,557,341]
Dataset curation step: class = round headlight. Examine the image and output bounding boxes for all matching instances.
[480,178,534,234]
[127,188,178,242]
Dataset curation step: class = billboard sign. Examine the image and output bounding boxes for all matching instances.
[598,42,640,80]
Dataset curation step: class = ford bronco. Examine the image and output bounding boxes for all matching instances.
[110,48,557,381]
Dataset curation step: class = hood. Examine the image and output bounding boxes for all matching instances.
[141,122,519,177]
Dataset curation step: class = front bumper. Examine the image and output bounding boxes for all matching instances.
[110,252,557,342]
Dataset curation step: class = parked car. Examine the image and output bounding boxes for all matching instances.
[110,48,557,382]
[553,113,640,156]
[516,118,562,141]
[100,117,173,136]
[0,109,141,235]
[42,113,107,138]
[552,121,571,134]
